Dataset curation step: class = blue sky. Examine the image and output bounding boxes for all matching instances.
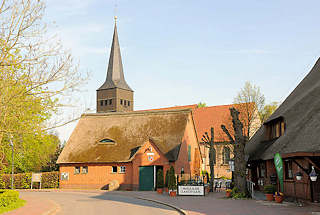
[45,0,320,141]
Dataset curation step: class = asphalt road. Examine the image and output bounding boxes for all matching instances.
[20,191,180,215]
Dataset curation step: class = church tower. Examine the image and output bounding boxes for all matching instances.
[97,17,134,113]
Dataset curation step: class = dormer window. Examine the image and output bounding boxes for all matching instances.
[265,117,285,140]
[98,138,116,145]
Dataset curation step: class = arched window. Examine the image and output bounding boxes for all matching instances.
[223,147,230,164]
[209,147,216,165]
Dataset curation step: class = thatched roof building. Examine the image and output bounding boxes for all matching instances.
[246,58,320,161]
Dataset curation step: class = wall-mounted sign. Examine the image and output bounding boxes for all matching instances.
[147,152,154,161]
[178,185,204,196]
[61,172,69,181]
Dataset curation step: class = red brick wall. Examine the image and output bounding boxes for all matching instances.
[175,114,201,176]
[59,163,133,189]
[132,140,171,188]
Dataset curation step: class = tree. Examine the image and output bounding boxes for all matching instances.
[197,102,207,108]
[0,0,86,171]
[165,170,169,188]
[168,166,177,191]
[259,102,279,123]
[41,138,64,172]
[156,169,164,189]
[201,127,215,192]
[221,108,247,195]
[233,81,265,138]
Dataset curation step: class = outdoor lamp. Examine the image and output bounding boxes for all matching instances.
[295,172,302,181]
[229,159,234,172]
[181,167,184,175]
[309,166,318,182]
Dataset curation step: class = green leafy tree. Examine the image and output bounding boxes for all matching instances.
[233,81,265,137]
[41,140,64,172]
[0,0,87,172]
[259,102,279,123]
[197,102,207,108]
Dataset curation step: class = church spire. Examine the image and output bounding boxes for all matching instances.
[98,17,133,91]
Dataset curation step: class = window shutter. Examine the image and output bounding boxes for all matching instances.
[188,145,191,161]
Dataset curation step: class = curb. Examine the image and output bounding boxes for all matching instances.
[134,196,187,215]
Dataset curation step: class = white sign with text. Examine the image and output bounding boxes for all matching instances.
[178,185,204,196]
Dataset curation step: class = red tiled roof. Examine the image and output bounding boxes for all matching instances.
[139,104,248,143]
[136,104,197,112]
[193,104,235,143]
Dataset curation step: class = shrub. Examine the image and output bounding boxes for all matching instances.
[165,170,169,188]
[230,187,247,199]
[0,190,19,207]
[156,169,164,189]
[0,172,59,189]
[168,166,177,190]
[264,184,276,194]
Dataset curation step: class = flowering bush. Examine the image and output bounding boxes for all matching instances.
[274,192,284,196]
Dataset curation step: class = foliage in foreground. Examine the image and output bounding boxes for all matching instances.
[0,190,25,214]
[230,187,248,199]
[0,198,25,214]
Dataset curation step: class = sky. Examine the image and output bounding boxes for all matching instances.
[44,0,320,142]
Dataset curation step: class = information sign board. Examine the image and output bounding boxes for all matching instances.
[178,185,204,196]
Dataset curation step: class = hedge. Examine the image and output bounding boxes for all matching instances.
[0,172,59,189]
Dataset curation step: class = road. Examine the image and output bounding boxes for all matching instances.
[19,191,180,215]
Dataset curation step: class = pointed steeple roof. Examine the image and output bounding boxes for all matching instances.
[98,17,133,91]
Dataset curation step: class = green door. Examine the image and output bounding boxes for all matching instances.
[139,166,154,191]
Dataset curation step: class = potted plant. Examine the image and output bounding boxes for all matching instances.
[274,192,284,203]
[264,184,275,201]
[165,170,169,192]
[156,169,164,194]
[295,172,303,181]
[225,189,232,198]
[168,166,177,197]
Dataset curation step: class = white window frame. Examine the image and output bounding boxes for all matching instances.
[74,166,80,174]
[119,166,126,173]
[82,166,88,174]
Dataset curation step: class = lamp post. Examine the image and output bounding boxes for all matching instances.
[9,138,14,190]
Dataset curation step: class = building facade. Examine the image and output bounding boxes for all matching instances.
[246,58,320,202]
[57,109,201,190]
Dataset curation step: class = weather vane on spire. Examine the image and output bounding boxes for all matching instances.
[114,0,118,23]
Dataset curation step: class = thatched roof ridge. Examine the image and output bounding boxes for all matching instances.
[246,58,320,161]
[57,109,191,164]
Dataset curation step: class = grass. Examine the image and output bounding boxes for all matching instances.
[0,198,26,214]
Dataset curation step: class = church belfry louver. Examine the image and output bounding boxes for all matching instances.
[97,17,134,113]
